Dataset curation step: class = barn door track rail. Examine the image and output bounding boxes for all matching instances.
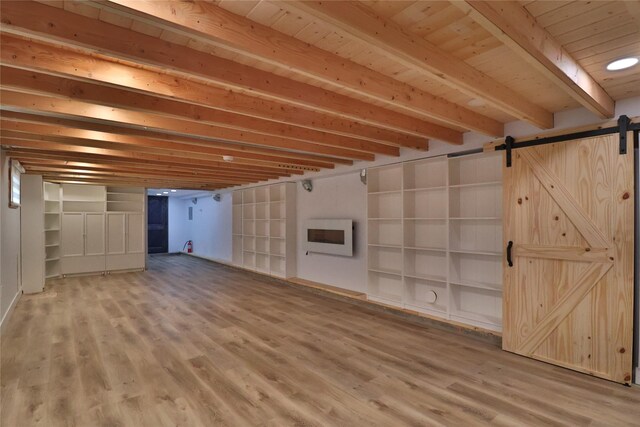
[489,115,640,167]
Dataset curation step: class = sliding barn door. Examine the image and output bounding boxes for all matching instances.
[503,132,634,384]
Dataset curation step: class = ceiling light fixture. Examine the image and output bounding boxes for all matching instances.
[606,57,638,71]
[156,193,162,196]
[163,191,169,194]
[222,155,234,162]
[170,189,177,192]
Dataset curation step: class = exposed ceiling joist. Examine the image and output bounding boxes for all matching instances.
[0,110,351,166]
[454,1,615,118]
[1,128,326,172]
[0,38,393,159]
[0,67,385,159]
[0,88,378,161]
[0,119,336,170]
[6,148,305,176]
[0,0,442,146]
[283,1,554,129]
[0,137,295,177]
[102,0,495,140]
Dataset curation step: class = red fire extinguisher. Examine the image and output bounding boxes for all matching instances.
[183,240,193,254]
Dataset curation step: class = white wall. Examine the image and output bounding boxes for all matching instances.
[296,173,367,292]
[170,194,233,262]
[168,197,189,253]
[1,150,22,329]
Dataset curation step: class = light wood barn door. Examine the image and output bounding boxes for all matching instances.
[503,132,634,384]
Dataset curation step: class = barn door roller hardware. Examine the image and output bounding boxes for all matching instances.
[495,115,639,167]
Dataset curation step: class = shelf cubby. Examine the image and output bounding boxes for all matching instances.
[449,184,501,219]
[368,192,402,219]
[368,164,402,193]
[255,237,269,254]
[404,248,447,282]
[404,277,447,315]
[404,219,446,250]
[368,219,402,247]
[368,246,402,276]
[449,218,502,254]
[368,271,404,303]
[450,285,502,328]
[404,158,447,190]
[449,251,502,291]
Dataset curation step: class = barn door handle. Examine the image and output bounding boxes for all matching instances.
[506,241,514,267]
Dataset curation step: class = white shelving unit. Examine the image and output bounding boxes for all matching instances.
[367,152,503,331]
[60,184,145,275]
[232,182,296,279]
[44,182,62,280]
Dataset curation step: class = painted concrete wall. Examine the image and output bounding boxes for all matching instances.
[168,197,189,253]
[169,193,233,262]
[1,150,22,328]
[296,173,367,293]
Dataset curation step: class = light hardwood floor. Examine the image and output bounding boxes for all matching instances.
[2,255,639,426]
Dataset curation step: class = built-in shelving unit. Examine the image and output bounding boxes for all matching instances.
[232,183,296,278]
[367,152,503,331]
[60,184,145,275]
[44,182,61,279]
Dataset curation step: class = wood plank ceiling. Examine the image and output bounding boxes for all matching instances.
[1,0,638,190]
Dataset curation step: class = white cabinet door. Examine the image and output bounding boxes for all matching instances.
[127,213,144,254]
[106,213,126,255]
[61,213,84,257]
[85,213,105,256]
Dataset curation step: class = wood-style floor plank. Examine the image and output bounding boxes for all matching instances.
[2,255,639,426]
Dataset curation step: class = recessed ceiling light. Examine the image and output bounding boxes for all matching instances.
[163,191,169,194]
[606,57,638,71]
[222,155,234,162]
[156,193,162,196]
[467,98,486,107]
[170,189,177,192]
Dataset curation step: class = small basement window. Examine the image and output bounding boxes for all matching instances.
[9,159,24,209]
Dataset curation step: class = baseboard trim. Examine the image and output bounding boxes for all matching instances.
[0,290,22,336]
[182,251,234,267]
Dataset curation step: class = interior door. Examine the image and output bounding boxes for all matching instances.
[85,213,105,256]
[61,213,84,257]
[147,196,168,253]
[503,132,634,384]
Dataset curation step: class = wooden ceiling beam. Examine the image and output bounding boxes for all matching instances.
[100,0,499,139]
[18,161,261,183]
[2,129,320,173]
[0,62,396,158]
[0,119,334,171]
[5,148,300,176]
[0,138,293,178]
[1,0,473,141]
[37,174,231,190]
[0,4,430,150]
[0,36,397,158]
[23,166,246,185]
[0,110,351,166]
[453,1,615,118]
[0,67,386,158]
[41,179,223,191]
[0,87,377,161]
[281,1,554,129]
[14,159,260,182]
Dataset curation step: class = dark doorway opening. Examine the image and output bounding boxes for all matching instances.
[148,196,168,254]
